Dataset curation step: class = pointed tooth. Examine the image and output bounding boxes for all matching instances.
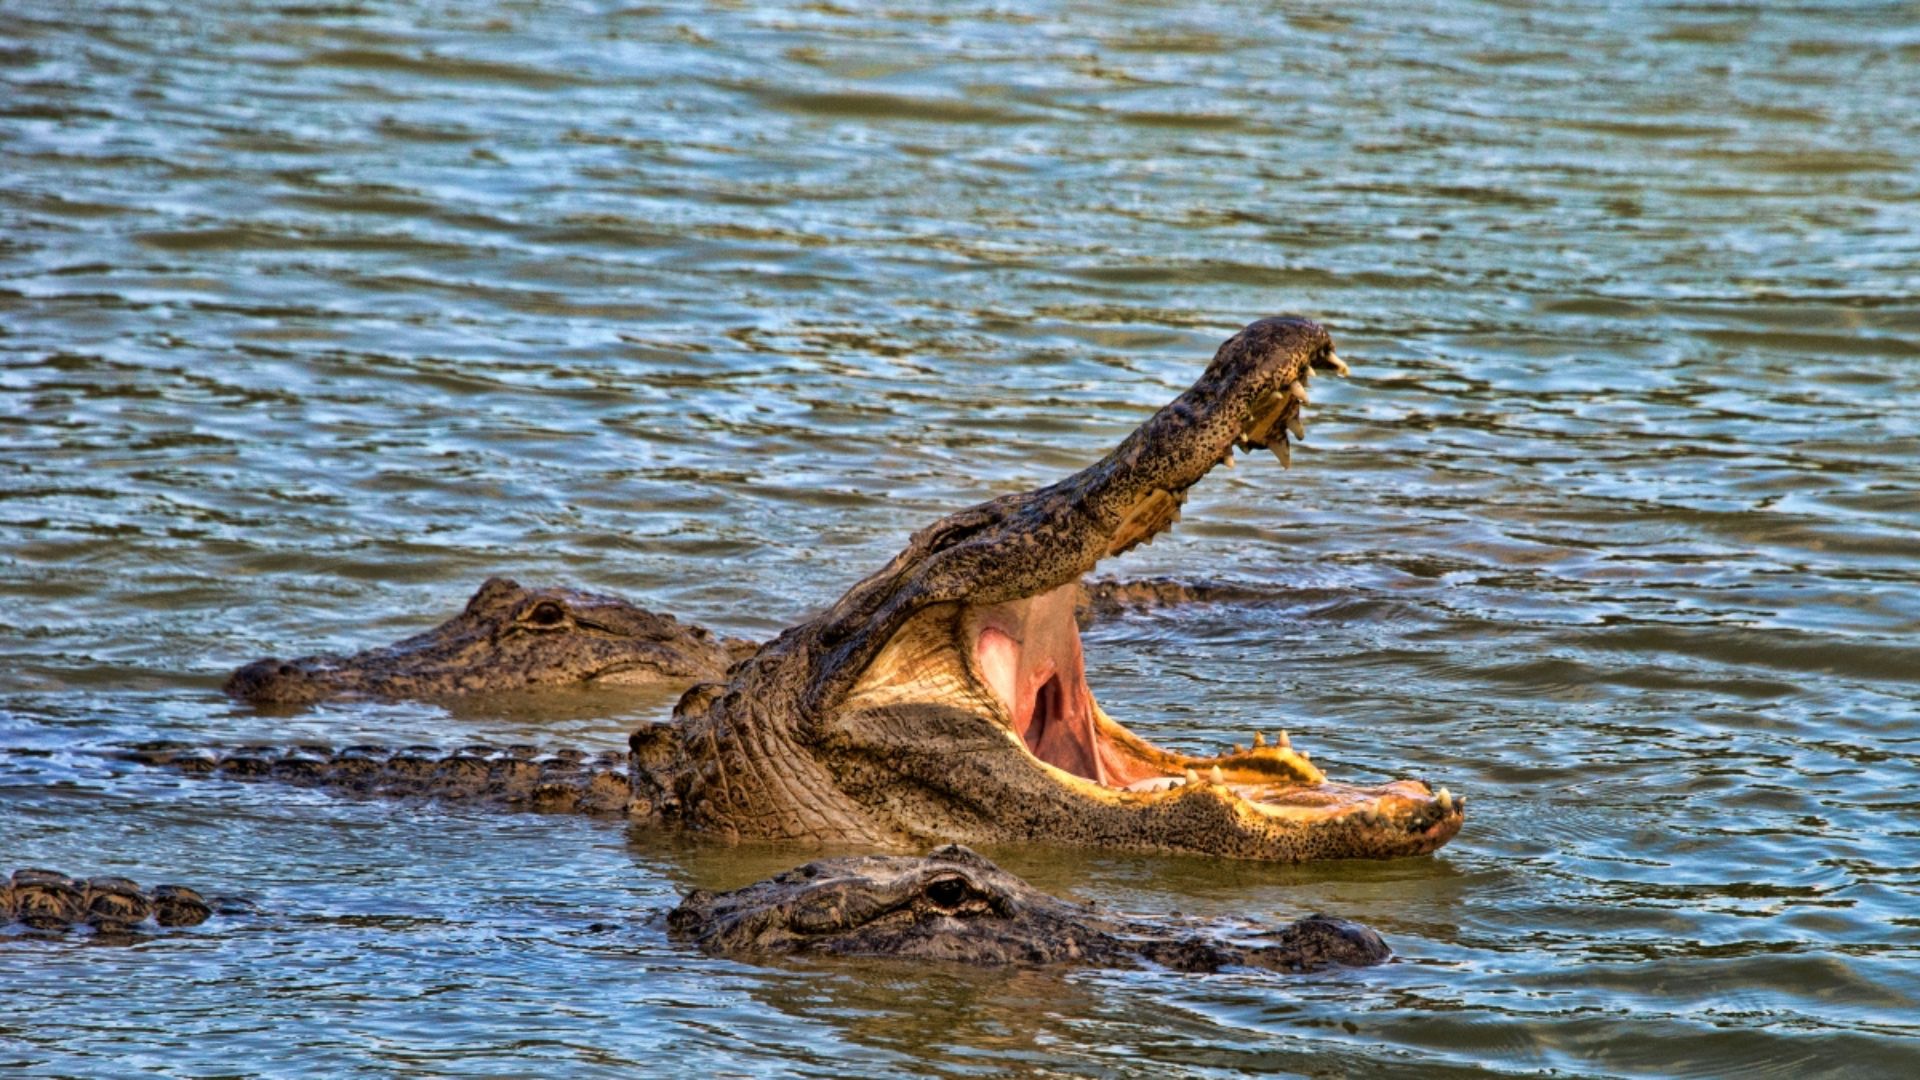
[1288,381,1309,405]
[1437,788,1454,812]
[1252,732,1266,748]
[1183,768,1199,786]
[1286,412,1305,441]
[1324,351,1349,377]
[1271,438,1291,469]
[1277,730,1290,749]
[1208,765,1225,785]
[1231,743,1245,755]
[1455,794,1468,811]
[1222,450,1235,469]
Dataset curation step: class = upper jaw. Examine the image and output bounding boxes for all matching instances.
[802,316,1339,715]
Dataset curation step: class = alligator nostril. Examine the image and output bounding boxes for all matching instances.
[278,663,297,676]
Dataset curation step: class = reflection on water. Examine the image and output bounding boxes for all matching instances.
[3,0,1918,1075]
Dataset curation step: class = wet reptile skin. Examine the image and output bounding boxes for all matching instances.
[670,845,1390,972]
[2,868,222,933]
[225,577,755,704]
[120,741,633,815]
[4,851,1387,976]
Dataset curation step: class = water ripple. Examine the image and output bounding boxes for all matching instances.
[5,0,1920,1075]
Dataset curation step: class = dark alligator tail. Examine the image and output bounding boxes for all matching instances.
[119,741,632,815]
[4,868,218,933]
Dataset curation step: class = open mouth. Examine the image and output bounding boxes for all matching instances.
[963,349,1464,848]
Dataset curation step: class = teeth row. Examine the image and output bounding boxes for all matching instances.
[1349,788,1466,832]
[1236,375,1312,470]
[1225,730,1296,757]
[1124,731,1309,794]
[1106,486,1187,557]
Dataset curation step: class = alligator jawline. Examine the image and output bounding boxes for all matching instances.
[936,551,1458,844]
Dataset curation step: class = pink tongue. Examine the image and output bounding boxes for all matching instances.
[977,624,1104,783]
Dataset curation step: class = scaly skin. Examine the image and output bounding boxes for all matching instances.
[2,868,221,933]
[671,845,1389,972]
[1074,577,1283,627]
[120,741,633,815]
[4,852,1388,974]
[226,577,755,704]
[628,317,1467,861]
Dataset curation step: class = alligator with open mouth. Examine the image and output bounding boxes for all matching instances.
[204,318,1461,863]
[630,316,1462,861]
[7,851,1388,976]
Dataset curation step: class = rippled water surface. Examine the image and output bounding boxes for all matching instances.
[4,1,1919,1076]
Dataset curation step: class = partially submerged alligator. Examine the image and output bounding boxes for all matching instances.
[8,852,1388,976]
[225,578,755,704]
[670,845,1389,972]
[202,317,1461,863]
[2,868,222,933]
[123,740,635,816]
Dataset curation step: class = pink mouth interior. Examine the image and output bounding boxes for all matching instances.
[968,584,1462,852]
[974,583,1157,788]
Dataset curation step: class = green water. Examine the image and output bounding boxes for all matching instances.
[3,1,1918,1076]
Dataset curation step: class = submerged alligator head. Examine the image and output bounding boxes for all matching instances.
[631,317,1466,860]
[226,578,754,704]
[671,845,1389,972]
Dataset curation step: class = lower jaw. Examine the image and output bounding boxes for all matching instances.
[1044,732,1465,856]
[1004,676,1464,855]
[998,758,1465,861]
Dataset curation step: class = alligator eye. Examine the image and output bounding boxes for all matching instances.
[923,874,976,912]
[522,601,568,628]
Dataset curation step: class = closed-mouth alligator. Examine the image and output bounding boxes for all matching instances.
[225,578,758,704]
[669,844,1389,972]
[7,852,1388,976]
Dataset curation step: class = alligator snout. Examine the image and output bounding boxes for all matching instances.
[223,658,327,704]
